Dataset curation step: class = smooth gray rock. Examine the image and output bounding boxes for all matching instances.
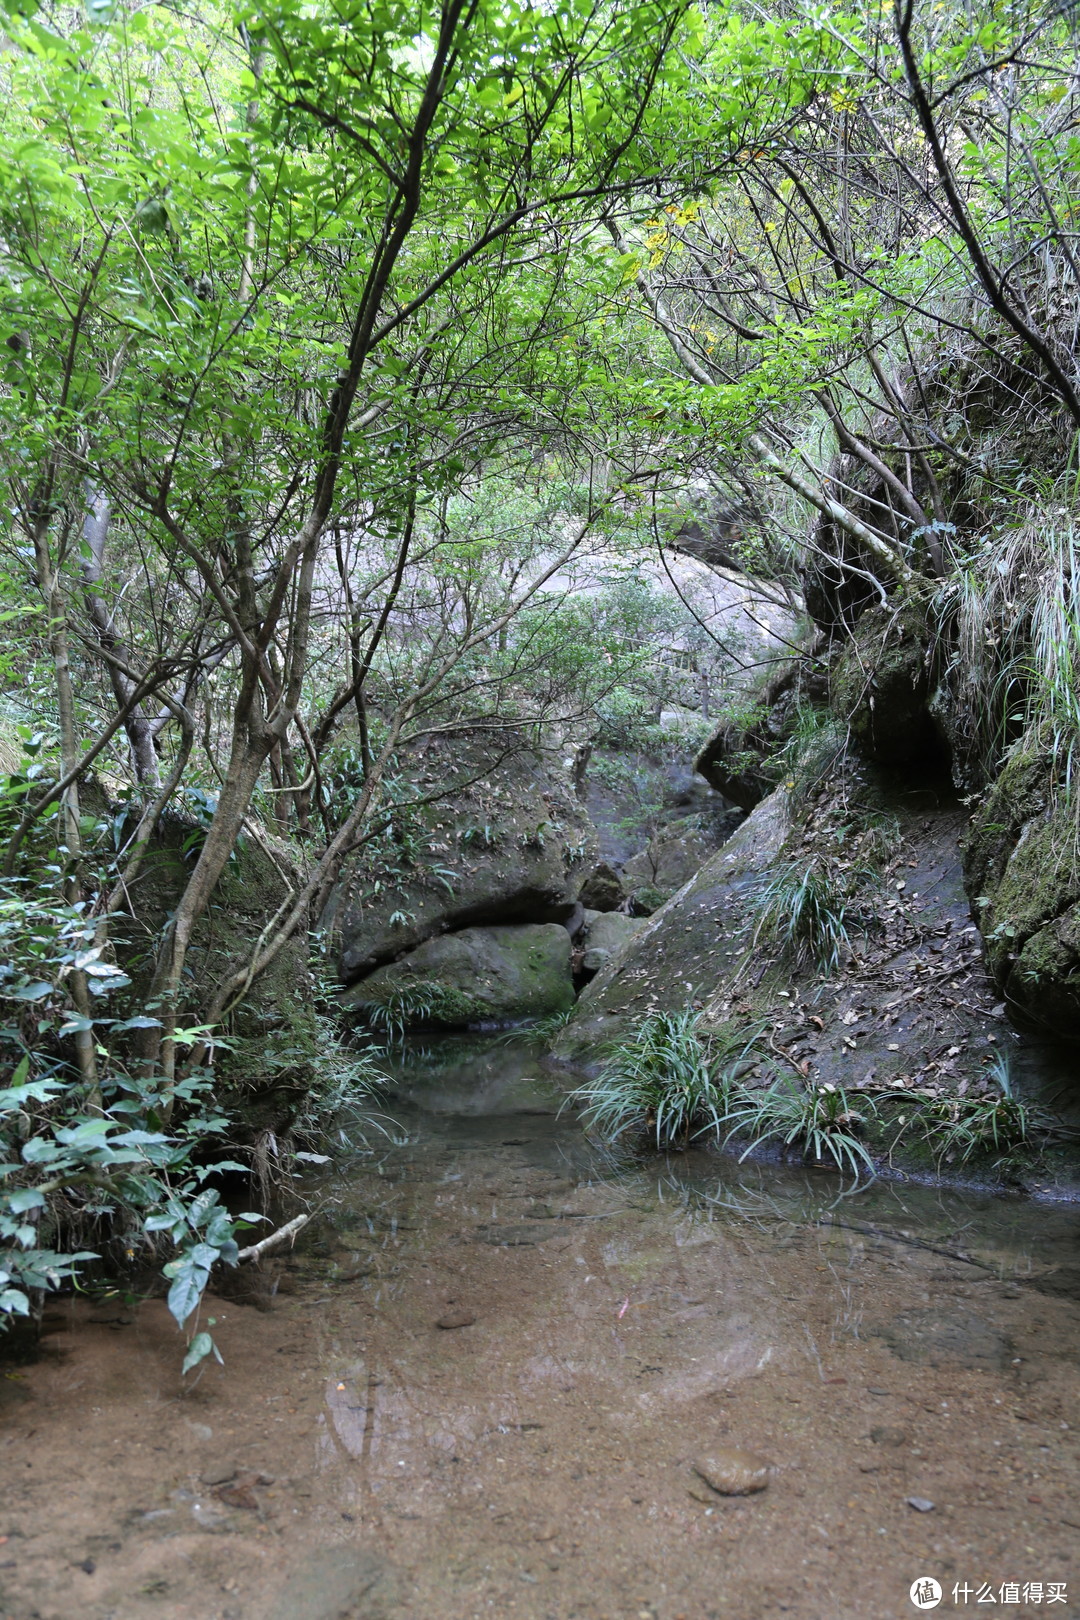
[341,922,574,1027]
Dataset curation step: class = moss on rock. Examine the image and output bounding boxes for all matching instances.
[962,728,1080,1038]
[341,922,575,1028]
[116,815,315,1128]
[828,603,937,764]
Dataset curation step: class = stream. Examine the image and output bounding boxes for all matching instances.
[1,1034,1078,1620]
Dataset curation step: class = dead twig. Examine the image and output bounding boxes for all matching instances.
[237,1210,315,1263]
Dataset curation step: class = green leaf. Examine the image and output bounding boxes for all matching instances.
[166,1253,212,1328]
[6,1188,46,1213]
[181,1330,219,1374]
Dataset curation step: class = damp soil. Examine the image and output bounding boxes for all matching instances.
[2,1036,1079,1620]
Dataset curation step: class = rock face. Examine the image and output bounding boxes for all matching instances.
[556,787,792,1056]
[327,734,595,982]
[577,861,626,912]
[963,730,1080,1038]
[829,604,937,765]
[579,910,646,976]
[340,923,575,1028]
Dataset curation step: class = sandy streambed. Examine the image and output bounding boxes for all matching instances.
[1,1040,1078,1620]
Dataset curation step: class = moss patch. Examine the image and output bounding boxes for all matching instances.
[962,728,1080,1037]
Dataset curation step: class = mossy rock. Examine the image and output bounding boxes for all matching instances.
[694,664,799,811]
[829,604,937,764]
[328,732,595,980]
[341,922,575,1028]
[963,729,1080,1039]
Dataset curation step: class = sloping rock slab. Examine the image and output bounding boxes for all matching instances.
[555,787,791,1057]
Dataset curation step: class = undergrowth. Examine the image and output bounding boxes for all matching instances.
[724,1079,877,1178]
[940,511,1080,792]
[752,853,878,975]
[351,982,479,1041]
[571,1014,1053,1182]
[567,1011,759,1151]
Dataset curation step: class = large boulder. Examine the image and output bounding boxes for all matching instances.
[621,827,721,913]
[580,910,646,975]
[325,733,595,981]
[555,786,792,1056]
[963,729,1080,1039]
[577,861,627,912]
[340,923,575,1028]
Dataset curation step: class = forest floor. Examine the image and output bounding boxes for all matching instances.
[2,1061,1079,1620]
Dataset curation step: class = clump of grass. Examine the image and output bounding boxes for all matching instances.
[752,854,875,975]
[919,1053,1036,1168]
[778,704,848,801]
[940,514,1080,790]
[352,982,478,1042]
[568,1011,761,1151]
[724,1078,877,1179]
[292,1018,390,1140]
[508,1006,575,1044]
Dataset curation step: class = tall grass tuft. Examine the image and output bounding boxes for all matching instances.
[724,1078,877,1179]
[778,704,849,802]
[752,854,874,975]
[919,1051,1036,1168]
[568,1011,760,1151]
[940,513,1080,791]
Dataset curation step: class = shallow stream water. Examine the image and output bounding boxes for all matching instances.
[1,1035,1078,1620]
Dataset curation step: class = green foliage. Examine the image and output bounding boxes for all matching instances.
[0,763,246,1362]
[778,706,848,803]
[916,1055,1037,1170]
[724,1080,877,1179]
[352,983,480,1043]
[291,1017,391,1145]
[569,1011,759,1151]
[573,1011,878,1180]
[752,853,876,976]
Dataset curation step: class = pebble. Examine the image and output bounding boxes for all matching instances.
[869,1426,908,1447]
[201,1463,238,1486]
[907,1496,935,1513]
[693,1449,770,1496]
[436,1310,477,1330]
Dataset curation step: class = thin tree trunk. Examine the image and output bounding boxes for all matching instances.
[81,487,162,786]
[32,520,98,1098]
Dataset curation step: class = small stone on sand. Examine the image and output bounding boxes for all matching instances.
[436,1310,476,1330]
[693,1448,770,1496]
